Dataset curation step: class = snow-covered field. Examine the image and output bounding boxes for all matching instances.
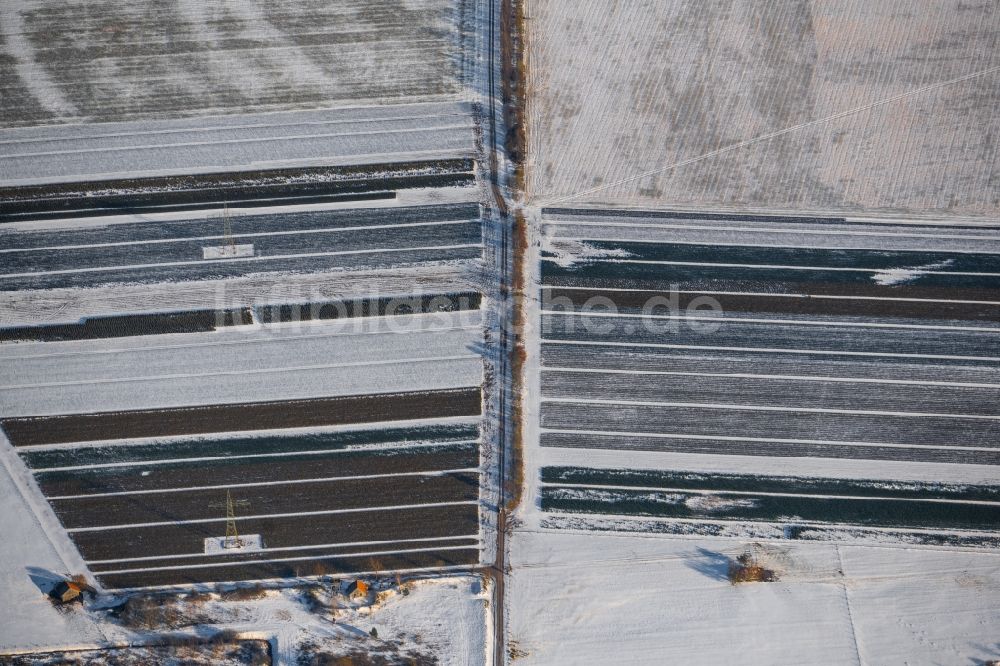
[0,102,476,185]
[0,0,475,128]
[508,530,1000,665]
[526,0,1000,218]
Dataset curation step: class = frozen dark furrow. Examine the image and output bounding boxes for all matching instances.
[542,370,1000,416]
[542,260,1000,291]
[21,424,478,469]
[52,472,480,528]
[0,246,481,291]
[541,313,1000,359]
[0,202,479,250]
[72,503,479,561]
[541,402,1000,449]
[97,548,480,589]
[541,286,1000,322]
[541,344,1000,379]
[539,432,1000,465]
[559,241,1000,273]
[35,445,478,495]
[1,221,482,273]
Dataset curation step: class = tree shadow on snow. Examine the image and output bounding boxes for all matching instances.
[685,548,731,582]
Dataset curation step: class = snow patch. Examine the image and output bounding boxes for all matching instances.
[872,259,954,286]
[684,494,759,513]
[539,234,633,268]
[204,534,264,554]
[202,244,254,259]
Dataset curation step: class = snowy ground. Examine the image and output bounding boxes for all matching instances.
[0,102,476,185]
[0,0,475,128]
[508,530,1000,665]
[526,0,1000,219]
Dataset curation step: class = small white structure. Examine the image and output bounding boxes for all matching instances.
[202,243,254,259]
[204,533,263,554]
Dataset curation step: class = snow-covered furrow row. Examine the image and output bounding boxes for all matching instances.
[66,500,477,533]
[0,317,480,380]
[1,221,481,273]
[541,369,1000,416]
[540,343,1000,384]
[0,202,481,251]
[539,431,998,466]
[1,309,481,359]
[94,544,479,576]
[0,246,481,292]
[541,402,999,451]
[541,316,999,361]
[0,356,483,417]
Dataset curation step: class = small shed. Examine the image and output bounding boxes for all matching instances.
[345,579,370,601]
[49,581,83,604]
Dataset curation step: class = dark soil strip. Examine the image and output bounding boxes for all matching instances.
[542,486,1000,531]
[542,467,1000,502]
[542,287,1000,322]
[53,472,480,528]
[540,260,1000,291]
[1,292,481,343]
[570,241,1000,273]
[541,402,1000,449]
[0,160,472,220]
[3,641,272,664]
[2,387,483,446]
[37,445,478,496]
[1,308,253,343]
[540,432,1000,465]
[1,202,481,251]
[255,292,481,324]
[540,343,1000,381]
[87,536,480,573]
[21,424,479,469]
[3,191,397,223]
[542,207,845,225]
[541,370,1000,416]
[543,515,1000,549]
[72,503,479,560]
[97,548,480,589]
[542,276,1000,302]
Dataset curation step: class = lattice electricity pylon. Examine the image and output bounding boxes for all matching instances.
[209,490,251,549]
[222,203,236,254]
